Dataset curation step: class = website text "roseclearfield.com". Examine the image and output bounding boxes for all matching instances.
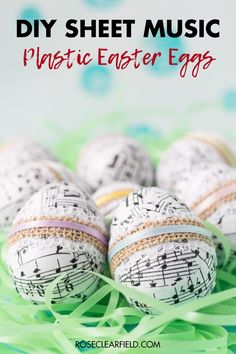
[75,340,161,349]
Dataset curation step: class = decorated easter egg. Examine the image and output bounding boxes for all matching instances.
[6,182,107,303]
[0,140,56,173]
[93,181,140,227]
[77,134,154,193]
[156,132,236,192]
[177,164,236,260]
[0,160,89,233]
[109,187,216,314]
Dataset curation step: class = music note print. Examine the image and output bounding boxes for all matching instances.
[116,242,216,310]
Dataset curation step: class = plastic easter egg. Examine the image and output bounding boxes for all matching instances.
[109,187,216,314]
[6,182,107,303]
[156,132,236,192]
[0,160,89,232]
[0,140,56,173]
[177,164,236,261]
[77,134,154,193]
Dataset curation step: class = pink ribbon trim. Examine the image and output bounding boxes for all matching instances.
[193,183,236,216]
[9,219,107,246]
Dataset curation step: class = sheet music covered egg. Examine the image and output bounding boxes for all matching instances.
[93,181,140,227]
[0,140,57,173]
[6,182,107,304]
[108,187,217,314]
[177,164,236,261]
[77,134,154,193]
[156,132,236,193]
[0,160,90,233]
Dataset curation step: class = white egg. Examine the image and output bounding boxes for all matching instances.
[109,187,216,314]
[6,182,107,303]
[77,134,154,193]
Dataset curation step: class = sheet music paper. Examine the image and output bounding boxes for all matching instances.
[6,182,106,303]
[109,187,217,314]
[115,241,216,313]
[77,135,154,192]
[177,165,236,263]
[0,161,90,233]
[156,136,228,193]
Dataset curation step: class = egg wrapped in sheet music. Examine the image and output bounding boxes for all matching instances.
[177,164,236,264]
[77,134,154,193]
[0,160,90,234]
[0,140,57,173]
[108,187,217,314]
[93,181,140,227]
[156,132,236,193]
[6,182,107,303]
